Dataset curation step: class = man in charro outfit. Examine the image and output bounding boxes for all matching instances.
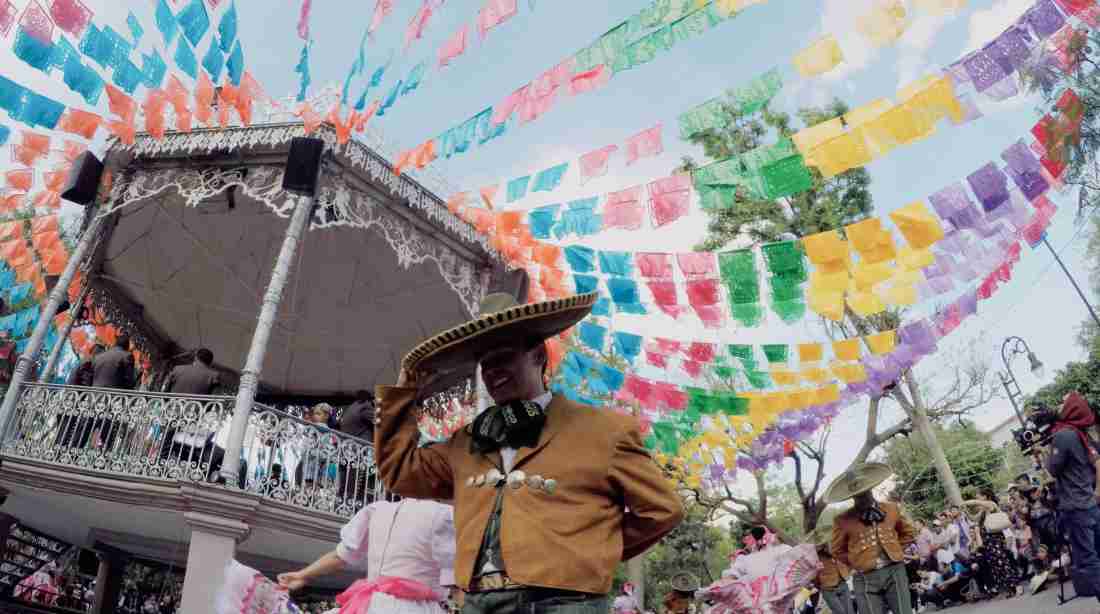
[812,526,852,614]
[374,292,684,613]
[828,462,916,614]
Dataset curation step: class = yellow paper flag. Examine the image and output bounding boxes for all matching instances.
[808,287,846,321]
[913,0,966,12]
[793,118,845,156]
[807,130,872,178]
[890,201,945,248]
[898,246,935,270]
[856,0,908,47]
[800,367,831,383]
[798,343,824,362]
[853,261,895,290]
[832,361,868,383]
[848,290,886,316]
[793,35,845,77]
[879,283,917,307]
[865,330,898,354]
[832,338,862,361]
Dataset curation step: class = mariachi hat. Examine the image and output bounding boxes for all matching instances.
[824,462,893,504]
[403,292,598,373]
[670,572,700,594]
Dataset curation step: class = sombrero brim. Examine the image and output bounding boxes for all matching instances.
[403,293,598,373]
[824,462,893,504]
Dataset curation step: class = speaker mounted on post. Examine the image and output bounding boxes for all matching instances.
[61,152,104,206]
[282,137,325,197]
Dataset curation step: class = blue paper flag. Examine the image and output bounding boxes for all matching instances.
[0,125,9,146]
[532,162,569,192]
[218,3,238,52]
[555,198,602,238]
[376,80,401,116]
[475,107,506,144]
[592,298,612,317]
[453,116,477,154]
[14,29,54,73]
[113,58,145,94]
[528,205,558,239]
[402,62,426,95]
[598,365,625,392]
[506,176,531,203]
[370,65,386,87]
[579,322,607,353]
[613,331,642,362]
[178,0,211,47]
[598,251,633,277]
[226,42,244,86]
[103,26,134,69]
[20,92,64,129]
[50,37,78,72]
[202,39,225,81]
[573,274,599,295]
[127,12,145,43]
[564,245,596,273]
[64,55,104,105]
[174,38,198,78]
[608,277,646,314]
[141,50,167,88]
[156,0,180,46]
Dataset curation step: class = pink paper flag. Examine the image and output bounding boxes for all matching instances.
[655,338,682,354]
[20,0,53,43]
[518,86,556,124]
[692,303,726,329]
[626,375,656,406]
[405,1,434,49]
[687,342,716,363]
[649,175,692,228]
[49,0,91,38]
[685,278,720,307]
[655,382,687,411]
[636,253,673,279]
[579,145,617,183]
[491,84,529,125]
[626,124,663,165]
[438,24,468,67]
[647,280,685,318]
[297,0,312,39]
[569,65,610,96]
[646,351,669,369]
[682,360,703,379]
[677,252,717,278]
[368,0,394,34]
[478,0,517,38]
[0,1,15,37]
[604,196,644,230]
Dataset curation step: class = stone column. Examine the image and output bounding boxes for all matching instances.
[92,548,129,614]
[178,512,250,614]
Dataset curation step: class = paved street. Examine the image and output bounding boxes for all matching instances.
[929,590,1098,614]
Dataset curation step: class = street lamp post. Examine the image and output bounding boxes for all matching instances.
[999,336,1044,428]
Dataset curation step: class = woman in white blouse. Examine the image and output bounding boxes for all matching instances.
[278,498,456,614]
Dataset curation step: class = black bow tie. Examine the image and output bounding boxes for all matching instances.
[469,400,547,455]
[859,504,887,525]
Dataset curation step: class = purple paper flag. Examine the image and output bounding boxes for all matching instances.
[958,289,979,317]
[987,26,1034,74]
[963,49,1009,92]
[984,74,1021,101]
[900,320,938,354]
[968,162,1011,212]
[952,94,984,125]
[1002,141,1050,200]
[930,182,975,218]
[929,275,957,294]
[949,204,984,230]
[1025,0,1066,39]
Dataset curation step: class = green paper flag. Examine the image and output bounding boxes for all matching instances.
[679,97,726,139]
[731,68,783,115]
[761,154,814,199]
[762,344,789,363]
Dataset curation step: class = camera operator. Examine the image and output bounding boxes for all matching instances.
[1041,392,1100,603]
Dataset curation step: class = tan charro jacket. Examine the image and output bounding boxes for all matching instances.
[374,385,684,595]
[830,501,916,574]
[816,551,849,590]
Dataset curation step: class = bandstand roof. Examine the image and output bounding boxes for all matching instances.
[88,123,500,396]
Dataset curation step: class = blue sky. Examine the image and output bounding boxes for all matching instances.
[2,0,1093,481]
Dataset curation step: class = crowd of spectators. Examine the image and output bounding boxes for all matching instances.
[903,476,1070,611]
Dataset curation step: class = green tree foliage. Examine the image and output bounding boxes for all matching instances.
[883,421,1008,520]
[679,99,873,249]
[641,505,732,611]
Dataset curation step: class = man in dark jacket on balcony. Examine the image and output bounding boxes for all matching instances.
[164,348,220,395]
[91,335,135,390]
[338,390,376,504]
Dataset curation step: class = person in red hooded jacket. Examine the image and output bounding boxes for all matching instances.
[1044,391,1100,603]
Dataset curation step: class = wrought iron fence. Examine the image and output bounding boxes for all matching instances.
[0,384,395,517]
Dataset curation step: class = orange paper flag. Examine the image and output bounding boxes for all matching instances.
[32,216,59,236]
[107,119,136,145]
[0,194,25,213]
[296,103,322,134]
[142,89,168,139]
[236,71,263,126]
[5,169,33,192]
[327,104,353,144]
[33,191,61,209]
[20,131,50,155]
[58,110,102,140]
[195,72,216,126]
[12,145,44,167]
[0,221,21,242]
[105,84,136,123]
[165,76,193,132]
[62,141,87,163]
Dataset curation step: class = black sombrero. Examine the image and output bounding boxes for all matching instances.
[403,292,598,373]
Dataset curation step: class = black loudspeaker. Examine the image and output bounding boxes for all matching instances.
[44,275,70,312]
[282,137,325,196]
[77,549,100,576]
[61,152,104,205]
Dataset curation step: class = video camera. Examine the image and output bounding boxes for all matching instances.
[1012,404,1059,454]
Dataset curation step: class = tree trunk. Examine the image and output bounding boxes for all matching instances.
[802,501,821,534]
[627,556,646,608]
[909,402,964,505]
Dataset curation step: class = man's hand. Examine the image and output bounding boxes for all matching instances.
[276,570,308,592]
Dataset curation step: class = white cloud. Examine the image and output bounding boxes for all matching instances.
[895,12,950,88]
[963,0,1035,54]
[818,0,880,82]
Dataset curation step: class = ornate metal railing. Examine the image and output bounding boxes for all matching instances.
[0,384,394,517]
